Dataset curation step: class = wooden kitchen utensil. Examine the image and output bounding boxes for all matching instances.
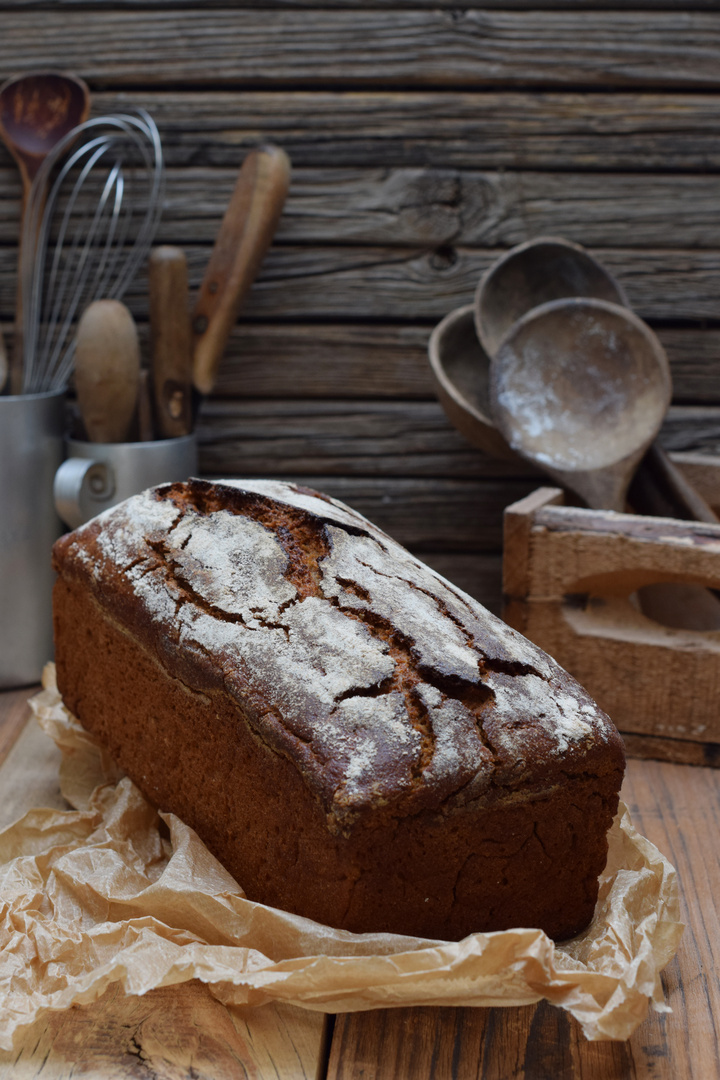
[474,235,630,359]
[192,144,291,397]
[427,304,518,461]
[0,70,90,393]
[148,245,193,437]
[489,297,673,513]
[74,300,140,443]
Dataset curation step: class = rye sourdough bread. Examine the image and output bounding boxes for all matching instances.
[52,478,625,941]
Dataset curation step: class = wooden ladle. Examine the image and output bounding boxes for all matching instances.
[489,297,672,512]
[427,304,517,461]
[0,70,90,393]
[475,236,630,359]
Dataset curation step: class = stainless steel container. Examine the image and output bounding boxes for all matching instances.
[0,391,65,688]
[54,433,198,530]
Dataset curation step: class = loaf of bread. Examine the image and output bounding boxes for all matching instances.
[52,478,624,942]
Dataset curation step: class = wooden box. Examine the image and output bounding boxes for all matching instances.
[503,460,720,766]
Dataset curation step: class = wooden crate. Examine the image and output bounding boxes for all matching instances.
[503,471,720,767]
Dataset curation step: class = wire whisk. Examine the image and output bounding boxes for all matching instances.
[20,109,164,393]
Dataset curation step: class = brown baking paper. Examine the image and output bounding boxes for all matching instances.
[0,666,683,1048]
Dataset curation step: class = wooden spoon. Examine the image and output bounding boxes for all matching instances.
[192,144,291,397]
[489,297,673,513]
[427,304,517,461]
[475,236,630,359]
[489,296,720,629]
[0,70,90,393]
[75,300,140,443]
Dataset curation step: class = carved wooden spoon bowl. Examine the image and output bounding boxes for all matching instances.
[428,304,518,461]
[489,296,673,512]
[0,70,90,392]
[475,236,629,359]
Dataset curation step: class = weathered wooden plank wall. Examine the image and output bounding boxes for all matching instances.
[1,2,719,613]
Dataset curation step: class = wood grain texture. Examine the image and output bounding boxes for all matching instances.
[9,319,720,405]
[6,167,720,250]
[0,689,33,770]
[4,245,720,329]
[204,324,720,407]
[89,89,720,171]
[0,970,326,1080]
[6,89,698,173]
[5,0,719,10]
[0,712,65,831]
[327,758,720,1080]
[5,244,720,324]
[2,11,720,88]
[195,400,720,481]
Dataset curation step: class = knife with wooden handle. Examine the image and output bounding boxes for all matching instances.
[75,300,140,443]
[192,144,291,398]
[148,245,193,437]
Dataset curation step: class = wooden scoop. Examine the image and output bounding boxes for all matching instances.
[75,300,140,443]
[192,144,291,397]
[475,236,630,360]
[0,70,90,393]
[489,297,674,513]
[428,304,517,461]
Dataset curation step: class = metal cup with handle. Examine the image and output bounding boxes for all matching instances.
[54,434,198,531]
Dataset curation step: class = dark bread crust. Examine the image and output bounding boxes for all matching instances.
[52,478,625,941]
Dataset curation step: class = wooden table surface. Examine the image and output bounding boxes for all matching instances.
[0,689,718,1080]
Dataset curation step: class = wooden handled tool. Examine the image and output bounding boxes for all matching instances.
[0,71,91,394]
[75,300,140,443]
[148,245,193,436]
[192,144,291,397]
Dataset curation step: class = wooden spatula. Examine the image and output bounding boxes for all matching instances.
[75,300,140,443]
[192,144,291,397]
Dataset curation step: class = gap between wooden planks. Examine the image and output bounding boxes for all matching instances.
[0,693,718,1079]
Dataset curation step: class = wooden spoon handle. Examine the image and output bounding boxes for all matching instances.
[192,144,291,397]
[75,300,140,443]
[630,442,720,524]
[148,245,193,437]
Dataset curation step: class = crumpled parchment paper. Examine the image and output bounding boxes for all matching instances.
[0,665,683,1048]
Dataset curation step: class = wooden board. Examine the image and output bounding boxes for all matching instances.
[10,167,720,250]
[1,693,717,1079]
[2,10,720,88]
[7,245,720,323]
